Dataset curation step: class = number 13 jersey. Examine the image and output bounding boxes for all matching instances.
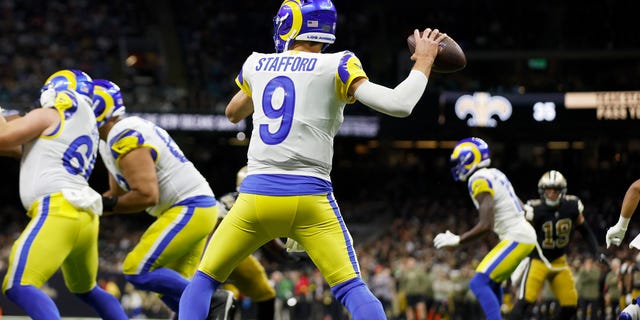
[235,50,367,182]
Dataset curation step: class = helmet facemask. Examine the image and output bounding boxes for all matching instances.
[537,170,567,206]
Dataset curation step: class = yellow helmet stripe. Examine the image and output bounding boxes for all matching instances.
[452,142,482,170]
[94,87,114,123]
[45,70,78,91]
[280,0,303,41]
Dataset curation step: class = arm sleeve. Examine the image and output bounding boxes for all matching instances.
[577,222,600,257]
[353,70,428,118]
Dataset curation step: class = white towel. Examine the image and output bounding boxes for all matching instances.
[61,186,103,216]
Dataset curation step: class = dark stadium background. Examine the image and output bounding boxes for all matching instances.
[0,0,638,318]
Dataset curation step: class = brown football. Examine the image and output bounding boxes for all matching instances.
[407,31,466,73]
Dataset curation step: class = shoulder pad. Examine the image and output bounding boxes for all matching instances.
[527,199,543,206]
[564,194,580,201]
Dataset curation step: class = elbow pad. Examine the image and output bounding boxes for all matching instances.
[354,70,428,117]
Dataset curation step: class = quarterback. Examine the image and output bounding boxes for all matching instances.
[178,0,446,319]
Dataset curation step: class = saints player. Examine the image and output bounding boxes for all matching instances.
[92,79,233,318]
[0,70,128,319]
[434,137,537,320]
[178,0,446,319]
[508,170,600,320]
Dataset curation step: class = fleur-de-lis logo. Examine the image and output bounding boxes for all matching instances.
[454,92,512,127]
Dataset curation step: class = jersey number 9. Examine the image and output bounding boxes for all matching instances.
[260,76,295,145]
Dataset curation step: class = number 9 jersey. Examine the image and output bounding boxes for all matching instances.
[235,50,367,182]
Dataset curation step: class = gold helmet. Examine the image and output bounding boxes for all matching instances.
[236,166,248,190]
[537,170,567,206]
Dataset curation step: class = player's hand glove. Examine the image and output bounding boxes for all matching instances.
[285,238,306,253]
[39,86,56,108]
[598,253,611,268]
[523,204,534,221]
[433,230,460,249]
[606,216,630,248]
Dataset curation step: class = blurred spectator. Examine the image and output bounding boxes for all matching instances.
[370,265,396,318]
[398,256,430,320]
[604,257,622,320]
[576,257,603,319]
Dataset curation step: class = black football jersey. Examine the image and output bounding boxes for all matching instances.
[527,195,583,261]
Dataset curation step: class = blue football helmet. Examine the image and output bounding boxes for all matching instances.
[273,0,337,53]
[450,137,491,182]
[92,79,126,128]
[42,69,94,104]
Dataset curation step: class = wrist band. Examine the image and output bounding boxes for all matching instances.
[102,196,118,212]
[618,216,631,229]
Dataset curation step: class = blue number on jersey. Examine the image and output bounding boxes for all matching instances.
[153,126,188,163]
[495,171,524,214]
[62,135,96,180]
[260,76,295,145]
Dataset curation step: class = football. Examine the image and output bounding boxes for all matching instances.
[407,31,466,73]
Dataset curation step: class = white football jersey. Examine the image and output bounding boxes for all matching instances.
[99,116,214,217]
[235,50,367,182]
[467,168,536,243]
[19,91,99,210]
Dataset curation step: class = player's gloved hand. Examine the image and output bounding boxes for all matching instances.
[606,216,630,248]
[285,238,306,253]
[523,204,534,221]
[599,253,611,268]
[40,86,57,108]
[433,230,460,249]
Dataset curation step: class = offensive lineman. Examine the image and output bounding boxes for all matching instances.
[0,70,128,319]
[178,0,446,319]
[92,79,233,318]
[508,170,600,320]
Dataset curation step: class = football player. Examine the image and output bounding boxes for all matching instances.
[508,170,600,320]
[92,79,233,318]
[178,0,446,319]
[0,70,127,319]
[605,177,640,320]
[607,178,640,249]
[434,137,537,320]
